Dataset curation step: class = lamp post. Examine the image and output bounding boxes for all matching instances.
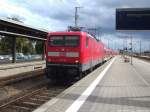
[130,35,133,65]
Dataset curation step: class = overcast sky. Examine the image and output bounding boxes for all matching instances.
[0,0,150,51]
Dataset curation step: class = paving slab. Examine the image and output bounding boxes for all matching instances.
[34,56,150,112]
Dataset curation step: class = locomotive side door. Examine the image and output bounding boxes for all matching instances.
[87,36,93,71]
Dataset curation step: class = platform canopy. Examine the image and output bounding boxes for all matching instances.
[0,17,48,40]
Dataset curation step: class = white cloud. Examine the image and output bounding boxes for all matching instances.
[0,0,150,50]
[0,0,70,31]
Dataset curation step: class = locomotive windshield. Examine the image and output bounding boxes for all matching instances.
[65,36,79,46]
[50,36,64,46]
[49,35,79,47]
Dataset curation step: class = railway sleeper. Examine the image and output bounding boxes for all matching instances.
[40,94,56,98]
[42,90,54,93]
[23,99,44,105]
[8,105,32,112]
[13,102,39,109]
[39,89,63,93]
[29,98,47,103]
[32,96,49,101]
[41,92,52,96]
[46,89,61,93]
[34,95,51,100]
[41,92,60,96]
[22,101,41,107]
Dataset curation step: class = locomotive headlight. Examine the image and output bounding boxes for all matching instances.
[75,60,79,63]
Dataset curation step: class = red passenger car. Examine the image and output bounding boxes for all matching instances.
[45,31,112,79]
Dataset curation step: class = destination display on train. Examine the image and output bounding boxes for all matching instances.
[116,8,150,30]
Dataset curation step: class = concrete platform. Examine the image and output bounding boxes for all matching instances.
[34,56,150,112]
[0,61,45,79]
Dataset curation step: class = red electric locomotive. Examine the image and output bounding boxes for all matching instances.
[45,31,112,80]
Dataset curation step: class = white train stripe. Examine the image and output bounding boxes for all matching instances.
[48,52,59,56]
[48,52,79,57]
[66,52,79,57]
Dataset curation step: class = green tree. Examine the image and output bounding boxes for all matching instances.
[16,37,28,53]
[0,17,36,55]
[35,41,44,54]
[28,41,35,54]
[0,16,23,55]
[0,36,35,55]
[22,44,31,54]
[16,38,35,54]
[0,36,13,54]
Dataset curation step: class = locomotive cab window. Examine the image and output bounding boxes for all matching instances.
[65,36,79,47]
[49,36,64,46]
[49,35,79,47]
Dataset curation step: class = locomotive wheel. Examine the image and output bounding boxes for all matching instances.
[90,67,93,72]
[77,70,83,79]
[45,69,50,78]
[79,72,83,79]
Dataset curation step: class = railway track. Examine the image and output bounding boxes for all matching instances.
[133,55,150,62]
[0,70,70,112]
[0,69,44,87]
[0,84,68,112]
[0,60,107,112]
[0,69,51,111]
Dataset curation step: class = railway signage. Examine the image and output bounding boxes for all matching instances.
[116,8,150,30]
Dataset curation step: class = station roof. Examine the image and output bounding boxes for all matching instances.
[0,17,48,40]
